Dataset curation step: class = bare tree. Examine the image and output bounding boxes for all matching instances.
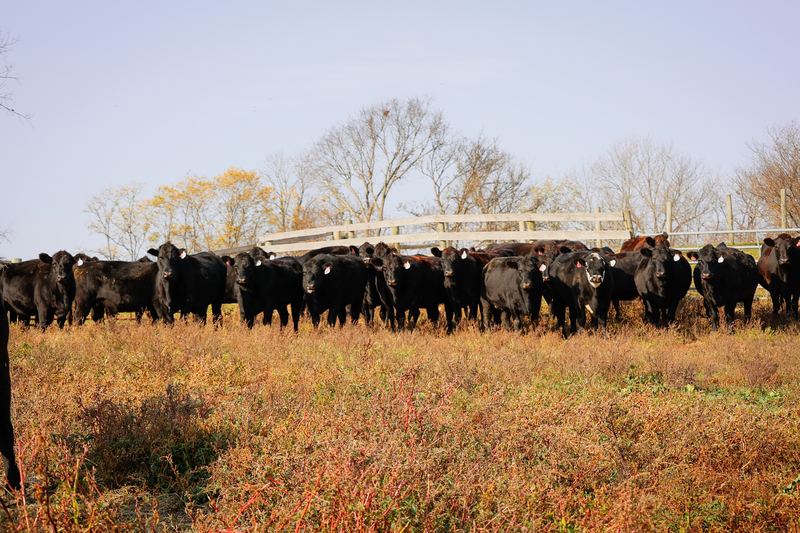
[566,137,722,235]
[302,97,447,230]
[1,29,30,120]
[731,122,800,229]
[84,182,150,260]
[262,152,321,231]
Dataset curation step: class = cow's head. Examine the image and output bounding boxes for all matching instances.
[641,245,683,281]
[147,242,187,280]
[377,253,411,288]
[536,252,556,282]
[575,252,607,288]
[41,251,78,283]
[433,246,467,279]
[302,255,335,293]
[233,252,259,288]
[353,242,375,265]
[763,234,800,266]
[688,244,724,281]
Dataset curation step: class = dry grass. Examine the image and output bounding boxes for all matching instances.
[2,300,800,531]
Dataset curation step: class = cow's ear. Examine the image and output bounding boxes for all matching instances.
[717,255,725,263]
[255,259,262,267]
[430,247,442,258]
[323,263,333,275]
[640,248,653,258]
[369,257,383,267]
[147,248,159,256]
[39,253,53,264]
[645,236,656,247]
[390,248,398,255]
[505,260,518,269]
[460,248,469,260]
[538,263,547,272]
[687,252,698,261]
[794,238,800,247]
[574,258,584,268]
[76,259,84,267]
[763,238,775,247]
[609,259,617,267]
[349,245,359,255]
[221,255,231,265]
[291,262,303,273]
[179,249,188,259]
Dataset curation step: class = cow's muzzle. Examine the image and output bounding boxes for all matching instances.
[163,271,173,280]
[522,281,532,290]
[387,280,397,287]
[444,270,454,277]
[306,284,315,293]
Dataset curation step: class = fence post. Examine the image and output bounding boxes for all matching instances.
[781,189,787,229]
[594,206,602,248]
[666,201,673,234]
[391,225,400,251]
[345,220,355,240]
[623,210,634,238]
[526,220,534,242]
[726,194,734,245]
[437,222,447,249]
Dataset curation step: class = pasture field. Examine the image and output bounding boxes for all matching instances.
[2,300,800,532]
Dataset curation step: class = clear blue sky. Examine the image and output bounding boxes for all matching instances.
[2,1,798,260]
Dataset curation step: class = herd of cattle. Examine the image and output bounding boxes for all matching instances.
[1,232,799,337]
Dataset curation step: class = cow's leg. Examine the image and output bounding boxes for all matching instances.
[276,306,289,328]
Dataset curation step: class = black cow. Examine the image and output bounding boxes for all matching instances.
[294,254,367,327]
[603,250,648,320]
[223,252,303,330]
[688,244,759,331]
[548,251,614,337]
[480,255,544,331]
[350,242,397,329]
[146,243,227,325]
[635,245,692,326]
[370,253,453,332]
[297,246,353,265]
[758,233,800,317]
[431,246,490,324]
[0,294,20,490]
[0,251,78,329]
[73,260,159,324]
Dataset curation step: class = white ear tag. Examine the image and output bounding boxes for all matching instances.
[256,260,262,267]
[461,250,468,259]
[717,256,724,263]
[539,264,547,272]
[610,259,616,267]
[404,261,411,270]
[269,253,276,260]
[77,259,84,266]
[324,265,331,275]
[180,250,187,259]
[673,253,680,262]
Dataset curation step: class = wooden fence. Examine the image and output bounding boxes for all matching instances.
[214,211,635,256]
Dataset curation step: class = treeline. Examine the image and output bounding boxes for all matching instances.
[84,96,800,260]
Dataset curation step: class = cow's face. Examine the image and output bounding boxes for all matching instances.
[353,242,375,265]
[302,257,334,293]
[148,242,186,280]
[233,252,258,287]
[44,251,77,283]
[371,243,397,272]
[516,256,541,290]
[691,244,723,281]
[575,252,607,288]
[379,253,409,288]
[764,235,800,266]
[641,245,681,280]
[439,247,467,278]
[537,253,556,282]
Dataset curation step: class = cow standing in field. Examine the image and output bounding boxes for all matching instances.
[73,259,159,324]
[635,245,692,326]
[295,254,367,328]
[147,243,227,325]
[350,243,397,329]
[620,232,670,252]
[371,253,453,332]
[0,251,79,329]
[480,255,545,332]
[602,250,648,320]
[223,251,303,330]
[431,246,490,324]
[688,244,759,331]
[0,294,20,490]
[758,233,800,317]
[548,251,614,337]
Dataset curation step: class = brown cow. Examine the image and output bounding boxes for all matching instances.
[620,232,670,252]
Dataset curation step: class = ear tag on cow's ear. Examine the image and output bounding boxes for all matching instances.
[269,253,277,260]
[404,261,411,270]
[610,259,616,267]
[673,253,680,262]
[255,260,262,267]
[717,256,724,263]
[77,259,84,267]
[324,265,331,275]
[539,264,547,272]
[180,250,187,259]
[461,250,468,260]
